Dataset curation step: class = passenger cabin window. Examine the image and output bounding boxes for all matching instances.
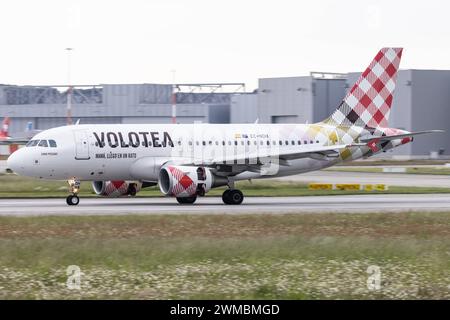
[48,139,57,147]
[38,140,48,147]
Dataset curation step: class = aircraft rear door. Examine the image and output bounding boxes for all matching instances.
[73,130,90,160]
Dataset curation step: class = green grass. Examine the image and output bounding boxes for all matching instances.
[1,174,450,198]
[0,212,449,299]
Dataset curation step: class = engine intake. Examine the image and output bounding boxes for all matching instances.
[92,180,142,197]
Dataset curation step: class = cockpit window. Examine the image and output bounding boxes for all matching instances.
[27,140,40,147]
[48,140,57,147]
[38,140,48,147]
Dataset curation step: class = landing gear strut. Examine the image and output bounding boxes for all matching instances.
[222,189,244,205]
[66,178,80,206]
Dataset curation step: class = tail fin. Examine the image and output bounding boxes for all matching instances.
[324,48,403,128]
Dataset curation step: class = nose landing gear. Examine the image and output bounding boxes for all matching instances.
[66,178,81,206]
[66,194,80,206]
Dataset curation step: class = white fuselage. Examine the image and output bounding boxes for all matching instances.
[8,123,368,182]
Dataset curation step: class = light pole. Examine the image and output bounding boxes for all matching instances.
[66,48,74,125]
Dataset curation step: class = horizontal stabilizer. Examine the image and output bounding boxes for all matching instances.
[360,130,444,143]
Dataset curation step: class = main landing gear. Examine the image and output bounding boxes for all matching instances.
[222,189,244,205]
[176,196,197,204]
[66,178,80,206]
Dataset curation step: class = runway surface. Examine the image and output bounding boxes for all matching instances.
[0,194,450,216]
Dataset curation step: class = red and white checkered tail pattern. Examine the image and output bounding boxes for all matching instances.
[324,48,403,129]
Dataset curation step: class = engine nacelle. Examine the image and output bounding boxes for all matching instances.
[158,165,221,197]
[92,180,142,197]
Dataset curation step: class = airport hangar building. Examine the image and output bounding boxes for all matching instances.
[0,69,449,158]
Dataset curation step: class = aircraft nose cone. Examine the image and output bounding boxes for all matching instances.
[7,148,26,174]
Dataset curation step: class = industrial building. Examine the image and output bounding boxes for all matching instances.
[0,83,244,134]
[0,70,449,157]
[231,70,450,157]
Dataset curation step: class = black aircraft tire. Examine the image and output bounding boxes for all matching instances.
[176,196,197,204]
[66,195,80,206]
[223,189,243,205]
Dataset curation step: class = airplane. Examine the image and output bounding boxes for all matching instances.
[7,48,443,206]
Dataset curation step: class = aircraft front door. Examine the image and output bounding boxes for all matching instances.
[73,130,90,160]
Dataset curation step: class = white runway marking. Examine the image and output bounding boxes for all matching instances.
[0,194,449,216]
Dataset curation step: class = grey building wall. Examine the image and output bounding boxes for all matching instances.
[256,76,346,124]
[410,70,450,155]
[258,77,314,124]
[230,94,258,123]
[313,79,346,122]
[208,104,230,124]
[0,84,231,134]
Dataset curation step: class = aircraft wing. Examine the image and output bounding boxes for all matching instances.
[192,143,353,168]
[359,130,444,143]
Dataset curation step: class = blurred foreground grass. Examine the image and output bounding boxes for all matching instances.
[0,212,449,299]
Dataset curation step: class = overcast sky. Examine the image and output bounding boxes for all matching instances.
[0,0,448,90]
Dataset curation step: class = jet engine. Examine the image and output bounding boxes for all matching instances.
[158,165,226,197]
[92,180,143,197]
